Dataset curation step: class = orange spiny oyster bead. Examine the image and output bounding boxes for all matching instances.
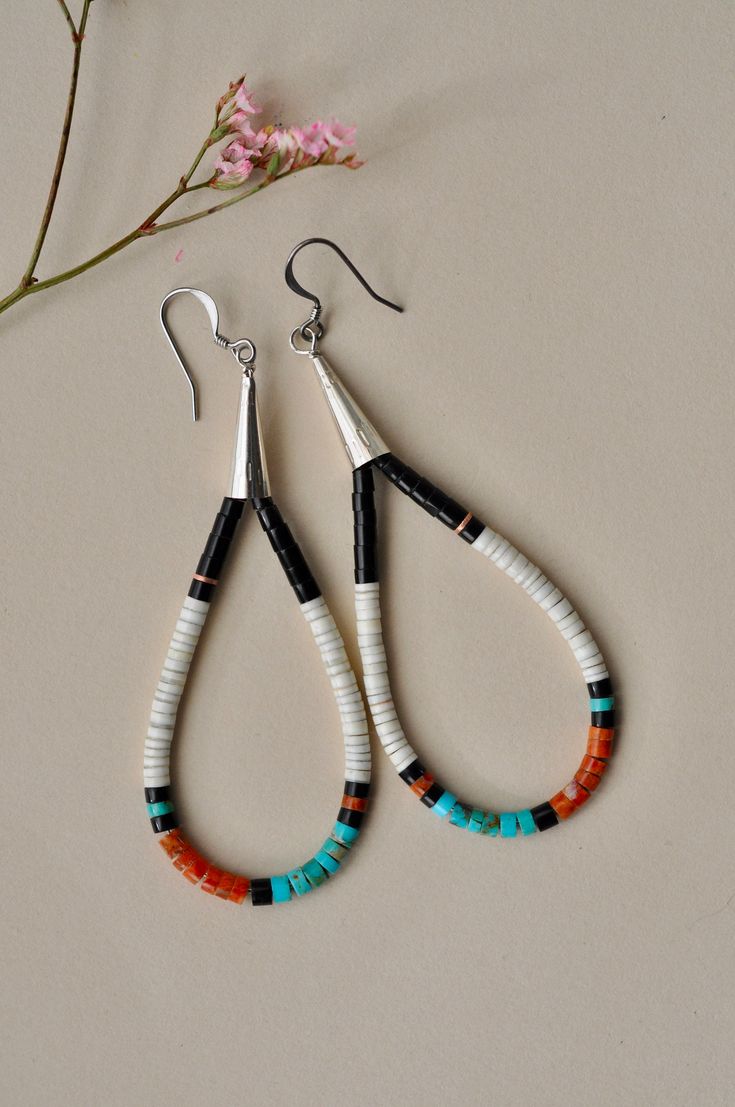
[550,790,576,819]
[563,779,591,808]
[341,794,368,812]
[160,830,187,859]
[410,774,434,798]
[229,877,251,904]
[587,726,614,759]
[181,853,208,884]
[575,754,608,793]
[575,769,602,792]
[215,872,236,899]
[173,846,199,872]
[201,865,224,894]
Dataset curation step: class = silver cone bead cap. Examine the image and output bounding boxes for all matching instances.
[310,352,388,469]
[229,370,270,500]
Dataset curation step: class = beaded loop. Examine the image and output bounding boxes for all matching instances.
[352,456,615,836]
[145,495,371,904]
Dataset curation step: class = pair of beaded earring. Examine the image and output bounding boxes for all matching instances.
[144,239,616,907]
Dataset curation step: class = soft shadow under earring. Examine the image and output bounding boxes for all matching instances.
[284,239,616,839]
[142,287,371,906]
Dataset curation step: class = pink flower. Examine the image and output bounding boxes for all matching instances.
[234,83,262,116]
[293,121,329,158]
[212,140,256,186]
[322,118,356,148]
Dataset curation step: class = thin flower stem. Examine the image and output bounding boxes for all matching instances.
[55,1,76,40]
[0,167,313,314]
[21,0,93,288]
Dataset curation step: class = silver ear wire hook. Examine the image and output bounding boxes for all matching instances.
[160,287,257,421]
[284,238,403,355]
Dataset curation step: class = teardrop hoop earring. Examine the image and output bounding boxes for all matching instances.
[143,288,371,906]
[285,240,616,839]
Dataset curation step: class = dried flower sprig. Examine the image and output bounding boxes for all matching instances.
[0,2,361,320]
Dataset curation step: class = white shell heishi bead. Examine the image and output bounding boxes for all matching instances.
[547,597,574,622]
[392,748,418,773]
[538,587,564,612]
[298,595,371,780]
[470,526,496,555]
[506,553,530,580]
[345,768,371,784]
[496,543,520,571]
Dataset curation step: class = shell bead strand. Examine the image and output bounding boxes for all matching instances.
[353,458,615,836]
[145,496,371,904]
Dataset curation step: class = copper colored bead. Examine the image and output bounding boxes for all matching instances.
[550,791,576,819]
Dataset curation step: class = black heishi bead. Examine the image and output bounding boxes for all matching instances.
[293,578,321,604]
[422,488,445,517]
[587,677,613,699]
[353,464,375,493]
[354,555,378,585]
[220,496,245,519]
[436,498,467,530]
[591,709,615,728]
[195,554,224,579]
[421,782,444,808]
[354,523,377,546]
[188,579,215,602]
[461,516,485,543]
[343,780,370,798]
[211,513,236,539]
[150,811,179,834]
[353,509,377,529]
[398,758,425,785]
[267,524,295,553]
[352,492,376,511]
[530,802,559,832]
[250,878,273,906]
[410,478,435,506]
[354,546,377,569]
[145,785,171,803]
[202,532,231,559]
[338,807,364,828]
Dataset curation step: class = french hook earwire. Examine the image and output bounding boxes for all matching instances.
[159,287,257,421]
[284,237,403,357]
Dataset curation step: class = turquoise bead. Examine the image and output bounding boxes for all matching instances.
[517,808,536,835]
[146,800,174,818]
[315,849,341,874]
[481,813,500,836]
[589,696,614,711]
[270,875,292,903]
[321,836,349,862]
[432,791,457,818]
[302,857,329,888]
[500,812,518,838]
[332,820,360,845]
[449,803,469,829]
[287,867,312,896]
[468,809,484,833]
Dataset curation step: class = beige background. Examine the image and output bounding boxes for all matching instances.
[1,2,733,1104]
